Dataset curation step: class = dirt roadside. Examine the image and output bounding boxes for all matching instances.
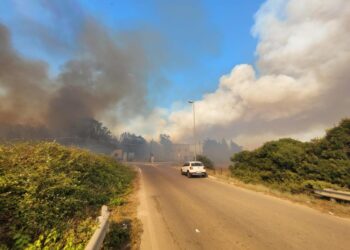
[103,166,143,250]
[205,168,350,219]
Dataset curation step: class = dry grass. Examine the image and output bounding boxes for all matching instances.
[104,167,143,250]
[207,168,350,219]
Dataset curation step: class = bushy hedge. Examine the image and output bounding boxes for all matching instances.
[197,155,215,169]
[230,119,350,193]
[0,142,134,249]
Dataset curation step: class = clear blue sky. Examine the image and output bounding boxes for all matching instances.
[0,0,264,109]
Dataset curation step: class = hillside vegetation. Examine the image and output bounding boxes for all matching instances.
[230,119,350,193]
[0,142,134,249]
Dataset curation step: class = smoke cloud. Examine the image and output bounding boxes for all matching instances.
[123,0,350,149]
[2,0,349,149]
[0,0,220,141]
[0,24,50,126]
[46,19,150,135]
[0,3,150,138]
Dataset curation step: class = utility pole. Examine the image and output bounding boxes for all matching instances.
[188,100,197,161]
[150,138,154,163]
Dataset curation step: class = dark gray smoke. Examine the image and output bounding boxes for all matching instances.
[0,0,220,143]
[46,18,149,135]
[0,16,148,138]
[0,24,50,127]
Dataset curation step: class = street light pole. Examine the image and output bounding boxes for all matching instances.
[188,100,197,161]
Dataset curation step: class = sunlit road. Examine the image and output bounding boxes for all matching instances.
[136,162,350,250]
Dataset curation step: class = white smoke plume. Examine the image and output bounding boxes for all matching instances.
[116,0,350,149]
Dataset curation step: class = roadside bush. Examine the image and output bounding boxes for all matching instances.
[197,155,215,169]
[0,142,134,249]
[103,220,131,249]
[230,119,350,193]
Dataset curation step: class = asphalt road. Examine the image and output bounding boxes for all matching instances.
[136,162,350,250]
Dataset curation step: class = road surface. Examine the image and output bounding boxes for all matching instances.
[136,162,350,250]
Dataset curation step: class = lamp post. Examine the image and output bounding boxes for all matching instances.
[188,100,197,161]
[150,138,154,163]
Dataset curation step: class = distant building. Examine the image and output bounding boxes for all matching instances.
[111,149,123,160]
[111,149,135,161]
[172,143,202,162]
[172,144,191,162]
[189,143,203,156]
[123,151,135,161]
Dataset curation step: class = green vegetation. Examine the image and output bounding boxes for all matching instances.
[197,155,215,169]
[0,142,135,249]
[230,119,350,193]
[104,220,132,249]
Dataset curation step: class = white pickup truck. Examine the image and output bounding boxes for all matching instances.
[181,161,207,178]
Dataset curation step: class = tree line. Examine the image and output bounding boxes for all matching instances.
[0,117,243,161]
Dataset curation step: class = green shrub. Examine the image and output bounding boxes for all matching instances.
[103,220,131,249]
[230,119,350,193]
[197,155,215,169]
[0,142,134,249]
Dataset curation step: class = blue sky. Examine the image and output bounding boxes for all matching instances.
[0,0,264,109]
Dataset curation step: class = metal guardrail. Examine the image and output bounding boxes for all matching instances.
[314,188,350,202]
[85,205,110,250]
